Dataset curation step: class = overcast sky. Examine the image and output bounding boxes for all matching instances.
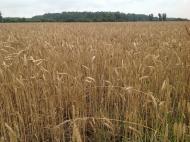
[0,0,189,18]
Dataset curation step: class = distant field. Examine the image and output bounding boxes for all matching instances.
[0,22,190,142]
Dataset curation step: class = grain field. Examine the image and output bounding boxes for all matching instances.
[0,22,190,142]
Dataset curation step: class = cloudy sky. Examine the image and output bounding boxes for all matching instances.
[0,0,189,18]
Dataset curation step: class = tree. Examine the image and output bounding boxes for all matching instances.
[0,11,2,22]
[158,13,162,21]
[162,13,167,21]
[149,14,154,21]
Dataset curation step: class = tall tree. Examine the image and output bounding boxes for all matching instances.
[158,13,162,21]
[0,11,2,22]
[149,14,154,21]
[162,13,167,21]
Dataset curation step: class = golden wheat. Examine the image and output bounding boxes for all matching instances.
[0,22,190,142]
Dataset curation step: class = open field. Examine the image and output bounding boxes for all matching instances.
[0,22,190,142]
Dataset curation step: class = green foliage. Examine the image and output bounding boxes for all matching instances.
[158,13,167,21]
[32,12,187,22]
[162,13,167,21]
[0,11,2,22]
[3,17,29,23]
[158,13,162,21]
[0,11,188,23]
[31,12,152,22]
[148,14,154,21]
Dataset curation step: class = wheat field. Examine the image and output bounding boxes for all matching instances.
[0,22,190,142]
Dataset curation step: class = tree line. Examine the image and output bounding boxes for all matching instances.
[0,11,188,23]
